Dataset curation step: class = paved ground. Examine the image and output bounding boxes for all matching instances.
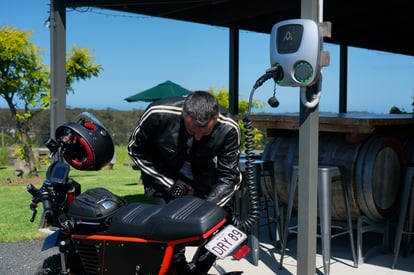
[1,228,414,275]
[205,230,414,275]
[0,239,56,275]
[202,204,414,275]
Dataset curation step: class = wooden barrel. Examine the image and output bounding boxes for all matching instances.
[261,133,407,221]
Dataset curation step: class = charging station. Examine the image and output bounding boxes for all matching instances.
[270,19,322,87]
[245,15,331,275]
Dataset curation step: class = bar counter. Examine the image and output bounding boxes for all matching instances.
[243,113,414,137]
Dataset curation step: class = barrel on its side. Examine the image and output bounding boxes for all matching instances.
[261,133,407,221]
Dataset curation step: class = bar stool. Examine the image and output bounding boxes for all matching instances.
[236,158,282,266]
[259,160,283,243]
[356,215,390,266]
[279,165,357,274]
[392,165,414,269]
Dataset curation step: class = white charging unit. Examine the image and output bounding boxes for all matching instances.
[270,19,322,87]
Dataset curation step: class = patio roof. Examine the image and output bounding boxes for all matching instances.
[65,0,413,57]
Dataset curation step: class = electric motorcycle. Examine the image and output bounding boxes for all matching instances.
[27,112,254,275]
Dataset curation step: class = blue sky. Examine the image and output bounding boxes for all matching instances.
[1,0,413,114]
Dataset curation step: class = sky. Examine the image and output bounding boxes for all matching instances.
[1,0,413,114]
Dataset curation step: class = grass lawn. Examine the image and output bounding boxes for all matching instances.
[0,146,149,242]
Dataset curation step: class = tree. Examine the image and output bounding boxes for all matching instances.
[66,45,102,93]
[209,87,265,150]
[0,26,102,176]
[390,96,414,114]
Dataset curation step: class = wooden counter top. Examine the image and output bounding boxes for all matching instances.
[242,113,414,137]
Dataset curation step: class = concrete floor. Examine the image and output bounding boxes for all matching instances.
[200,199,414,275]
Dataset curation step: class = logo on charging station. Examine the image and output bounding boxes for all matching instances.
[283,31,294,41]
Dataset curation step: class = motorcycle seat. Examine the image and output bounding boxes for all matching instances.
[108,196,228,241]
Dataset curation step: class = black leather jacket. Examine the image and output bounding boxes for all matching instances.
[128,96,242,206]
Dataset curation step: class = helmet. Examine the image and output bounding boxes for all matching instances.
[55,118,114,171]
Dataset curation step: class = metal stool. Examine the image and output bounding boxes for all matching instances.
[259,160,283,243]
[392,166,414,269]
[237,158,282,266]
[356,215,390,266]
[279,165,357,274]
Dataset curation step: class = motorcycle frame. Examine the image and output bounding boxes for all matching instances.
[68,218,227,275]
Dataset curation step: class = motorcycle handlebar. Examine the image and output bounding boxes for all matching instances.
[27,184,40,222]
[27,183,53,223]
[39,188,53,217]
[29,202,38,222]
[27,183,39,198]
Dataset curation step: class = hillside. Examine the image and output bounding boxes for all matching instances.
[0,108,144,146]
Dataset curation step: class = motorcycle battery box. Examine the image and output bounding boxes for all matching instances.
[68,187,126,229]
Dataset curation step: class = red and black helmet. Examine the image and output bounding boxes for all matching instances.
[55,117,114,171]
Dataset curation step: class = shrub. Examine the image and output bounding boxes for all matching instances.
[0,147,8,166]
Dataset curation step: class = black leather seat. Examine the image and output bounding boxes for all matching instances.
[109,196,227,241]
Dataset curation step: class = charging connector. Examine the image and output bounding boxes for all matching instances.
[253,66,283,90]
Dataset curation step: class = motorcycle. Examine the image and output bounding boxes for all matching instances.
[27,112,255,275]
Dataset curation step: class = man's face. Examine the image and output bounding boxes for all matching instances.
[184,115,216,141]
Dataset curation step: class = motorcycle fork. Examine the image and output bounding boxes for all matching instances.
[58,239,70,275]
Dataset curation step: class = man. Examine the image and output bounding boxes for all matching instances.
[128,91,242,273]
[128,90,242,206]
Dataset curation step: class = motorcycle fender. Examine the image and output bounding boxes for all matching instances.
[41,230,61,251]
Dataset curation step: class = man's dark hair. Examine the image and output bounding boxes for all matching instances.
[183,91,219,127]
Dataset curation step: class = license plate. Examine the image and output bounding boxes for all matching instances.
[205,225,247,259]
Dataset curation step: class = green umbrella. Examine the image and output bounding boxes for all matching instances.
[125,80,192,102]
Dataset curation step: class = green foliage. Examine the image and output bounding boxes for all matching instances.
[0,146,146,242]
[389,95,413,114]
[0,108,145,147]
[209,87,263,115]
[0,27,50,108]
[238,120,263,150]
[0,27,103,175]
[0,27,50,111]
[0,27,51,174]
[114,145,131,163]
[0,147,8,166]
[66,45,103,93]
[390,105,414,114]
[0,132,14,147]
[0,184,41,241]
[208,87,265,150]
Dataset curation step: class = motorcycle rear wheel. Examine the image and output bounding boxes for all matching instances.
[35,253,85,275]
